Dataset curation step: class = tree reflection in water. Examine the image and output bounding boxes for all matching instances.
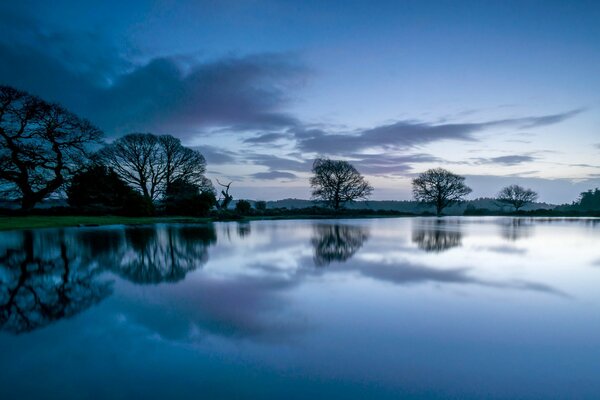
[311,224,370,266]
[412,219,463,252]
[0,231,112,334]
[113,225,216,284]
[500,218,533,241]
[0,224,217,334]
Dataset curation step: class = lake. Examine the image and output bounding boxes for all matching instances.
[1,217,600,399]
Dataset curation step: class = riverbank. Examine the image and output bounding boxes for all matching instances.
[1,211,599,231]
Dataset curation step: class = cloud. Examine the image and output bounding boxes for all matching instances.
[245,154,310,172]
[294,110,582,154]
[88,54,307,135]
[349,153,441,175]
[243,132,291,144]
[193,145,237,164]
[474,155,537,166]
[251,171,298,180]
[0,9,309,137]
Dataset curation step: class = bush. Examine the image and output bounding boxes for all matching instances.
[235,200,252,215]
[68,166,153,215]
[255,200,267,211]
[163,179,216,217]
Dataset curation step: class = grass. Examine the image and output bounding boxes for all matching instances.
[0,213,408,231]
[0,216,212,231]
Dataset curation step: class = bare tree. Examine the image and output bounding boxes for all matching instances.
[216,179,233,209]
[97,133,209,201]
[496,184,538,211]
[310,158,373,210]
[158,135,209,192]
[412,168,472,216]
[0,86,103,210]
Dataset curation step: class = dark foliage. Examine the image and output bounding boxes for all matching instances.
[163,178,216,217]
[0,86,103,210]
[67,166,152,215]
[235,199,252,215]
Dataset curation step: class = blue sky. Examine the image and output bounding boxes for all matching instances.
[1,0,599,203]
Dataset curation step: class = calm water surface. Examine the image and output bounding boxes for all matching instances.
[1,217,600,399]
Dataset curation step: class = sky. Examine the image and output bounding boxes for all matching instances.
[0,0,599,203]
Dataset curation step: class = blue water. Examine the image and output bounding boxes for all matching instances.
[1,218,600,399]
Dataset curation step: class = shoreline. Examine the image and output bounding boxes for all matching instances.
[1,214,599,231]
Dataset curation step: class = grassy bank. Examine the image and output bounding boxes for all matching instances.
[0,216,212,231]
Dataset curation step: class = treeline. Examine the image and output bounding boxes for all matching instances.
[1,85,599,218]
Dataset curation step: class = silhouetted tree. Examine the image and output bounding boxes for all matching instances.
[67,165,152,214]
[497,184,538,211]
[163,178,216,216]
[310,158,373,210]
[412,168,472,216]
[0,230,112,334]
[311,224,370,266]
[216,179,233,209]
[235,199,252,215]
[411,220,462,252]
[255,200,267,211]
[0,86,103,210]
[158,135,211,193]
[96,133,209,201]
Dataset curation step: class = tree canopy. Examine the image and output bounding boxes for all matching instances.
[96,133,210,201]
[412,168,472,216]
[0,86,103,210]
[310,158,373,210]
[496,184,538,211]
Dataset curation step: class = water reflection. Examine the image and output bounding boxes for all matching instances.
[0,231,112,334]
[500,218,533,241]
[412,219,463,252]
[311,224,370,266]
[0,224,216,334]
[115,226,216,284]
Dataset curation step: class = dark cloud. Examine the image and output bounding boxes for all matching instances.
[245,154,310,172]
[243,132,291,144]
[474,155,537,166]
[193,145,237,164]
[349,153,440,175]
[294,110,582,154]
[0,9,308,137]
[251,171,298,180]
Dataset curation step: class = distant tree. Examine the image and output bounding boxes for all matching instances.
[163,178,216,216]
[67,165,148,213]
[574,188,600,211]
[235,199,252,215]
[496,184,538,211]
[96,133,209,201]
[255,200,267,211]
[0,86,103,210]
[412,168,472,216]
[310,158,373,210]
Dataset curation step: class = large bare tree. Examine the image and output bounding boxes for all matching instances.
[310,158,373,210]
[0,86,103,210]
[412,168,472,216]
[97,133,209,201]
[496,184,538,211]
